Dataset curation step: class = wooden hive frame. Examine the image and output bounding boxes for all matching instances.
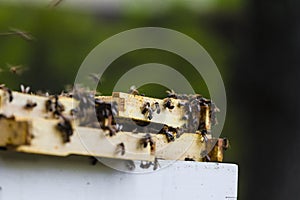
[0,89,226,163]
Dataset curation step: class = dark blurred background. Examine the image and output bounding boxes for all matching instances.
[0,0,299,199]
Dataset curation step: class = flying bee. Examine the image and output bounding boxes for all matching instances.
[166,89,177,99]
[57,115,73,143]
[125,160,135,171]
[88,73,101,83]
[163,98,174,110]
[24,100,37,109]
[0,28,33,41]
[116,142,125,156]
[20,84,30,93]
[210,102,220,126]
[9,28,34,41]
[48,0,64,8]
[0,85,13,102]
[129,85,139,95]
[6,63,28,75]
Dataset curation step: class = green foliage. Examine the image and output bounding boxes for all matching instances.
[0,2,232,97]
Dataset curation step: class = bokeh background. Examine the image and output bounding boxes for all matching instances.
[0,0,299,199]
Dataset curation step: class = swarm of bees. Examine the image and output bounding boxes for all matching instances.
[0,83,227,170]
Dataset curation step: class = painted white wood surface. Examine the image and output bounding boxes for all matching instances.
[0,152,238,200]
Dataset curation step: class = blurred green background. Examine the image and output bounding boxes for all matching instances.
[3,0,298,199]
[0,0,243,196]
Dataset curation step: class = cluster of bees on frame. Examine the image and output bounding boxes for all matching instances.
[137,86,220,144]
[0,81,228,170]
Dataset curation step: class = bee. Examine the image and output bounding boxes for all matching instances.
[89,157,98,166]
[222,138,230,150]
[177,101,186,108]
[48,0,64,8]
[0,85,13,102]
[116,142,125,156]
[70,108,78,116]
[9,28,34,41]
[140,158,159,170]
[197,130,208,143]
[132,128,138,134]
[199,97,211,106]
[7,88,13,102]
[102,124,122,137]
[152,102,161,114]
[20,84,30,93]
[56,115,73,143]
[54,95,65,115]
[129,85,139,95]
[147,109,153,120]
[153,158,160,171]
[24,100,37,109]
[6,63,28,75]
[45,98,54,112]
[176,127,184,138]
[184,158,195,161]
[141,102,153,120]
[141,102,150,114]
[200,150,211,162]
[160,125,175,142]
[125,160,135,171]
[111,101,118,116]
[181,114,189,120]
[0,114,14,120]
[210,102,220,126]
[140,133,155,152]
[191,98,201,112]
[0,28,33,41]
[166,89,177,99]
[140,161,152,169]
[88,73,101,83]
[163,98,174,110]
[103,125,116,137]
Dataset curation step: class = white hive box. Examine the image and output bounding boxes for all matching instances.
[0,152,238,200]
